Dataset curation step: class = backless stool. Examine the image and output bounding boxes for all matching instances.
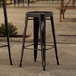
[19,11,59,71]
[1,0,13,65]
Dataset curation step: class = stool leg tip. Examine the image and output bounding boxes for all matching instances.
[10,63,13,65]
[57,62,60,65]
[10,62,13,65]
[34,60,36,62]
[19,64,22,67]
[43,68,46,71]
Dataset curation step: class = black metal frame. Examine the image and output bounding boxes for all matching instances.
[24,42,54,51]
[2,0,13,65]
[19,11,59,71]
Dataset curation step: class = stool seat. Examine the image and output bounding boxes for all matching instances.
[26,11,53,17]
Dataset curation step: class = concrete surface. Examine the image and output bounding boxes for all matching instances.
[0,42,76,76]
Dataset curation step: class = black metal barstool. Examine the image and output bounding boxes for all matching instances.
[19,11,59,71]
[1,0,13,65]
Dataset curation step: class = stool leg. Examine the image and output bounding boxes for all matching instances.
[3,0,13,65]
[14,0,16,7]
[19,15,28,67]
[40,15,46,71]
[60,9,62,22]
[6,23,13,65]
[34,17,39,62]
[50,16,59,65]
